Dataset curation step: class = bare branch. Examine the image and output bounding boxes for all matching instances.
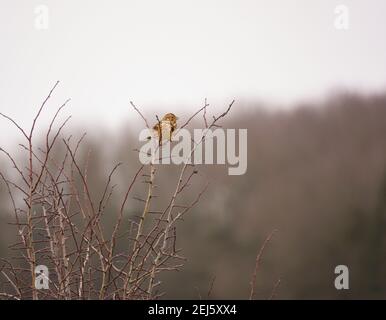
[249,229,277,300]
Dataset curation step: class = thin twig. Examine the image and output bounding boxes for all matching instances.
[249,229,277,300]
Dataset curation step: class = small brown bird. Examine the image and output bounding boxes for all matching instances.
[152,113,178,145]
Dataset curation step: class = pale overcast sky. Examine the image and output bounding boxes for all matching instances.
[1,0,386,142]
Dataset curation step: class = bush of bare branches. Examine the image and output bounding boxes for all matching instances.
[0,82,234,300]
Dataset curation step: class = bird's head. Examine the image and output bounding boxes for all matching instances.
[162,113,178,122]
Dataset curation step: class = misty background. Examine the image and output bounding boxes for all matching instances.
[1,1,386,299]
